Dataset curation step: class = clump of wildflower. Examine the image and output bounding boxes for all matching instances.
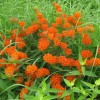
[81,50,93,59]
[25,65,38,76]
[43,53,58,64]
[82,33,92,45]
[38,38,50,51]
[19,88,29,99]
[35,68,50,78]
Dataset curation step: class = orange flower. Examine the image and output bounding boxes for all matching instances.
[74,12,81,19]
[63,22,71,28]
[86,58,100,67]
[53,38,61,46]
[41,23,48,30]
[64,48,72,56]
[19,21,26,27]
[15,37,26,49]
[66,75,76,82]
[77,27,84,34]
[43,53,58,64]
[74,60,82,74]
[5,46,16,55]
[62,30,75,38]
[98,47,100,55]
[20,88,29,99]
[81,50,93,59]
[50,74,62,85]
[52,83,65,97]
[25,65,38,76]
[35,68,50,78]
[4,39,11,46]
[15,77,23,84]
[59,42,68,50]
[58,56,70,66]
[38,38,50,51]
[24,80,33,87]
[52,2,62,12]
[10,51,27,60]
[68,58,75,67]
[82,33,92,45]
[56,17,62,25]
[65,95,70,100]
[5,66,15,77]
[25,24,39,35]
[0,58,6,68]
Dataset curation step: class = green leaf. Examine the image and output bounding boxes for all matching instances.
[48,88,61,93]
[41,80,46,91]
[80,85,86,95]
[43,95,57,100]
[82,66,85,76]
[64,70,80,76]
[72,87,81,93]
[64,78,71,87]
[85,71,97,77]
[60,90,72,98]
[93,89,100,94]
[82,81,94,89]
[77,95,85,100]
[95,78,100,86]
[0,79,7,90]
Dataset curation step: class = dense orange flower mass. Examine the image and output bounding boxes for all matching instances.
[82,33,92,45]
[15,37,26,49]
[98,47,100,55]
[52,2,62,12]
[86,58,100,67]
[74,12,81,19]
[58,56,70,66]
[35,68,50,78]
[15,77,23,84]
[50,74,62,85]
[38,38,50,51]
[64,48,72,56]
[81,50,93,59]
[25,24,39,35]
[0,58,6,68]
[20,88,29,99]
[5,66,15,77]
[43,53,58,64]
[66,75,76,82]
[25,65,38,76]
[5,46,16,55]
[10,51,27,60]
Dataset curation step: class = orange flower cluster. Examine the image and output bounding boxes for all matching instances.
[43,53,58,64]
[35,68,50,78]
[82,33,92,45]
[15,77,23,84]
[20,88,29,99]
[81,50,93,59]
[50,74,70,100]
[86,58,100,67]
[38,38,50,51]
[52,2,62,12]
[0,58,5,68]
[15,37,26,49]
[66,75,76,82]
[4,64,16,77]
[25,64,38,76]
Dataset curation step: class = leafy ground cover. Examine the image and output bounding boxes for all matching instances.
[0,0,100,100]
